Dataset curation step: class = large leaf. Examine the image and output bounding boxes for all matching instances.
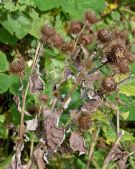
[0,12,32,39]
[0,51,8,72]
[29,9,51,38]
[62,0,105,19]
[0,73,11,93]
[119,81,135,96]
[9,74,20,95]
[0,27,18,44]
[32,0,63,11]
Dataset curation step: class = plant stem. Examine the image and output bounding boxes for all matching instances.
[102,131,123,169]
[19,41,42,139]
[86,127,100,169]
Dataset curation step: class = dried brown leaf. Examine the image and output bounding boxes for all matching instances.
[26,116,38,131]
[30,74,44,94]
[34,146,47,169]
[44,116,65,150]
[69,131,86,155]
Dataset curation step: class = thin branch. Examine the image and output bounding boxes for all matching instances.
[102,131,124,169]
[19,41,42,139]
[86,127,100,169]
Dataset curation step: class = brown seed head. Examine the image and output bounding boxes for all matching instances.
[78,113,91,130]
[52,33,65,49]
[85,11,98,24]
[68,21,82,34]
[10,57,25,74]
[111,43,125,59]
[97,29,111,42]
[41,25,55,38]
[79,34,92,45]
[102,77,117,92]
[117,59,129,74]
[61,41,74,53]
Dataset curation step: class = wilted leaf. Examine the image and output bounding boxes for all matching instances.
[26,116,38,131]
[30,74,44,94]
[69,131,86,155]
[34,145,47,169]
[44,116,65,150]
[81,96,101,113]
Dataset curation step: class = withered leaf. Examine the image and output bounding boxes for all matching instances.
[44,116,65,151]
[81,96,100,113]
[34,146,47,169]
[26,116,38,131]
[30,74,44,94]
[69,131,86,155]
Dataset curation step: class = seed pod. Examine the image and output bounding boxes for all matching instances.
[102,77,117,92]
[97,29,111,42]
[41,25,55,37]
[79,34,92,45]
[117,58,129,74]
[61,41,74,53]
[111,43,125,58]
[84,11,98,24]
[106,53,117,64]
[78,113,91,130]
[52,33,65,49]
[10,57,25,74]
[68,21,82,34]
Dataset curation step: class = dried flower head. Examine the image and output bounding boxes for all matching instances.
[61,41,74,53]
[78,113,91,130]
[10,57,25,74]
[97,29,111,42]
[68,21,82,34]
[79,34,92,45]
[106,53,117,64]
[116,58,129,74]
[102,76,117,92]
[84,11,98,24]
[52,33,65,49]
[41,25,55,38]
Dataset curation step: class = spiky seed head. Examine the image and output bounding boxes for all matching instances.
[79,34,92,45]
[78,113,91,130]
[102,77,117,92]
[97,29,111,42]
[117,58,129,74]
[84,11,98,24]
[68,21,82,34]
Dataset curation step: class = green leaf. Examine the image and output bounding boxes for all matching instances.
[0,12,32,39]
[62,0,105,19]
[0,115,5,123]
[119,81,135,96]
[9,74,20,95]
[0,51,8,72]
[32,0,63,11]
[0,27,18,44]
[0,122,8,139]
[0,73,11,93]
[29,9,51,38]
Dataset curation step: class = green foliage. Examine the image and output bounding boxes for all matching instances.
[0,73,10,93]
[0,51,8,72]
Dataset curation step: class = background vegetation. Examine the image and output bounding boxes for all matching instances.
[0,0,135,169]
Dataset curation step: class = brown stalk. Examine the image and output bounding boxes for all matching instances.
[86,127,100,169]
[19,41,42,139]
[102,131,124,169]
